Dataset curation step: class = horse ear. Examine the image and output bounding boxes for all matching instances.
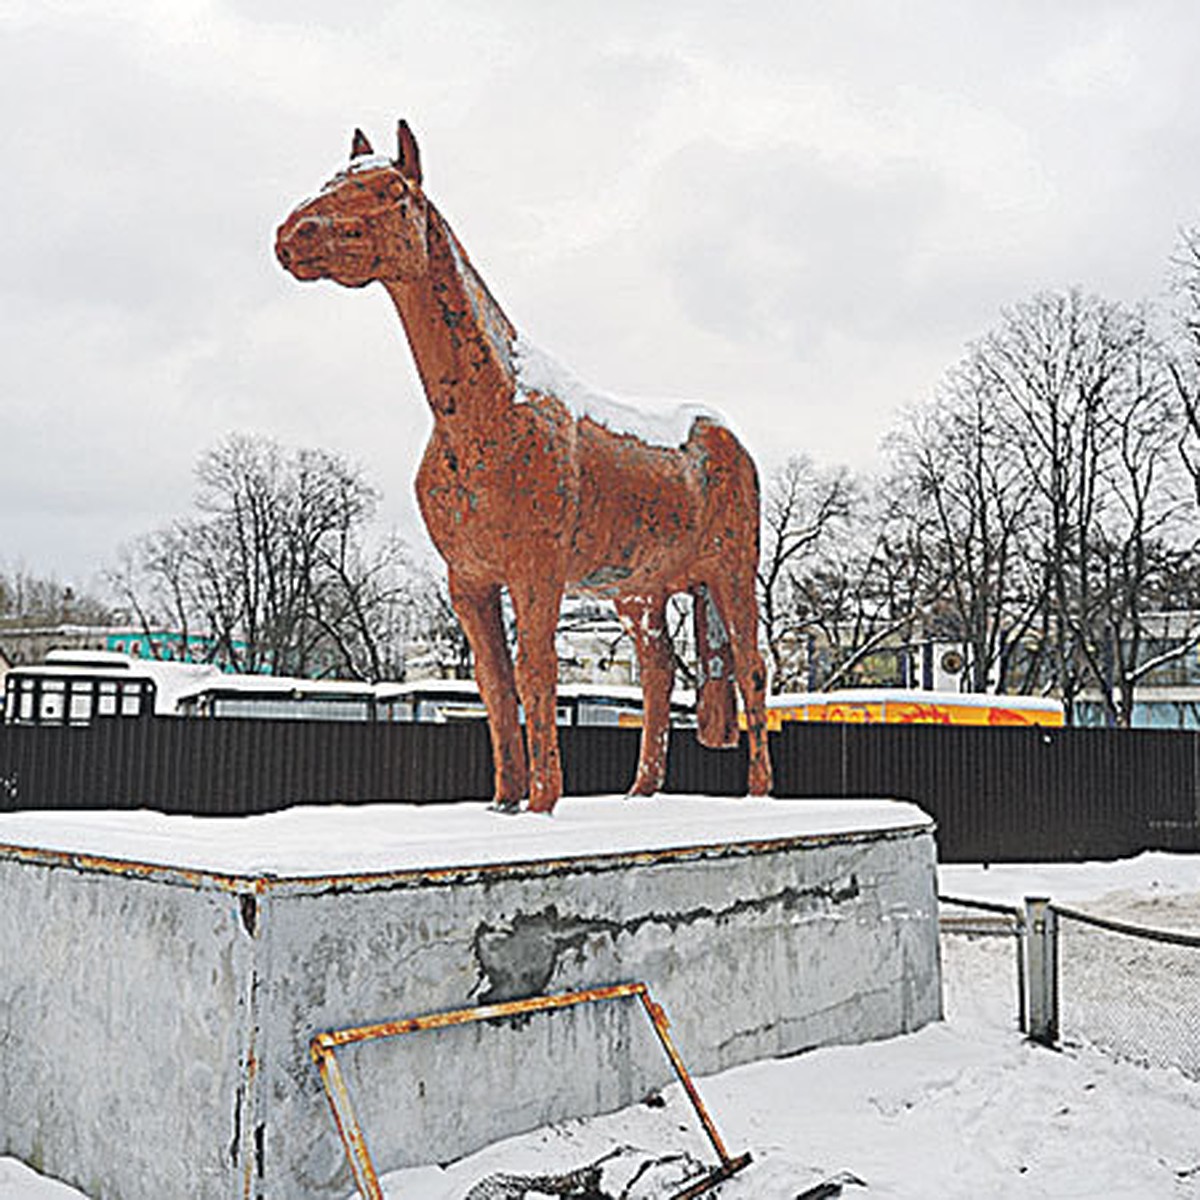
[351,128,374,159]
[395,120,423,186]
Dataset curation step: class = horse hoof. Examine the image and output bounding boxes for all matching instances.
[488,798,523,815]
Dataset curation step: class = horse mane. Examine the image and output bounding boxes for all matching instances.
[427,201,517,381]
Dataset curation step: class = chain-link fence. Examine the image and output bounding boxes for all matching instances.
[942,893,1200,1082]
[1055,905,1200,1080]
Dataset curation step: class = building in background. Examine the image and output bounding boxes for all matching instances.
[0,624,254,673]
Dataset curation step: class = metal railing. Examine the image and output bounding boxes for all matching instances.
[310,982,751,1200]
[938,894,1027,1032]
[948,893,1200,1081]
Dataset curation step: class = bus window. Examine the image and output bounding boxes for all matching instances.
[40,679,65,723]
[68,681,93,725]
[97,681,119,717]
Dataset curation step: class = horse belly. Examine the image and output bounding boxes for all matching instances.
[568,437,702,596]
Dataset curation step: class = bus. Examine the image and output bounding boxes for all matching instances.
[4,651,697,728]
[763,688,1064,731]
[176,674,380,722]
[375,679,696,728]
[4,650,222,725]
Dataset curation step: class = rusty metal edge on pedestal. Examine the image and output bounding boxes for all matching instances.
[309,981,752,1200]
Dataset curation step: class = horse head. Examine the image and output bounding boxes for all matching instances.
[275,121,428,289]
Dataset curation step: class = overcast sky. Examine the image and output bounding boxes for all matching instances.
[3,1,1200,587]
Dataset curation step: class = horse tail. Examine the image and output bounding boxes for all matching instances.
[691,584,739,748]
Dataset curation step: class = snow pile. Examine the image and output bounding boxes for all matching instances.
[365,856,1200,1200]
[512,336,726,449]
[9,1002,1198,1199]
[940,854,1200,913]
[0,796,928,879]
[0,1160,81,1198]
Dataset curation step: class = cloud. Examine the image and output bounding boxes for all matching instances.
[4,2,1200,580]
[645,140,949,354]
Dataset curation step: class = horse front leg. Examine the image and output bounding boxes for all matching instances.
[508,577,565,814]
[448,573,528,811]
[616,593,674,797]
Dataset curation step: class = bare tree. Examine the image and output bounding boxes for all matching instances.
[780,482,940,691]
[1079,320,1193,724]
[108,528,197,656]
[956,290,1175,718]
[110,434,420,680]
[1169,226,1200,508]
[308,531,418,681]
[890,290,1192,722]
[0,566,113,631]
[890,357,1044,694]
[757,455,856,691]
[401,560,474,679]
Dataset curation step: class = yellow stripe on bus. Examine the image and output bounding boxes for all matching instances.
[753,698,1064,731]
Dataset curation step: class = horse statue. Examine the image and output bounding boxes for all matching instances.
[276,121,773,813]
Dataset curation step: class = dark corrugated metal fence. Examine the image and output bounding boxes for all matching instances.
[0,718,1197,862]
[768,723,1200,861]
[0,721,492,814]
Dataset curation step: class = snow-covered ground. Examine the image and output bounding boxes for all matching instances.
[941,852,1200,918]
[4,846,1200,1197]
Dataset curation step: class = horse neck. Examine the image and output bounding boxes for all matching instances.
[381,203,518,425]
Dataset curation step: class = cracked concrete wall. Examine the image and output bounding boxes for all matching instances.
[262,826,940,1195]
[0,823,938,1199]
[0,859,258,1200]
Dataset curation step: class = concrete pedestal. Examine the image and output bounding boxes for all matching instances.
[0,796,940,1198]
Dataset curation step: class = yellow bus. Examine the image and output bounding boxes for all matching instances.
[763,688,1064,731]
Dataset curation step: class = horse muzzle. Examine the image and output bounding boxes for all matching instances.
[275,214,333,279]
[277,214,382,287]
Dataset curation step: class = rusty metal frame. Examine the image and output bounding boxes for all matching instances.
[310,981,751,1200]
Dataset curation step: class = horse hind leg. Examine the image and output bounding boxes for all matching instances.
[691,583,738,749]
[705,573,773,796]
[616,594,674,797]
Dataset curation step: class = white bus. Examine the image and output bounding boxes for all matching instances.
[175,674,380,722]
[5,652,697,729]
[4,650,222,725]
[374,679,696,728]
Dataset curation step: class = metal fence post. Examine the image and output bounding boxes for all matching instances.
[1015,911,1028,1035]
[1025,896,1059,1046]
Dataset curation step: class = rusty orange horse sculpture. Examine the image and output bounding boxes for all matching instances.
[276,122,772,812]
